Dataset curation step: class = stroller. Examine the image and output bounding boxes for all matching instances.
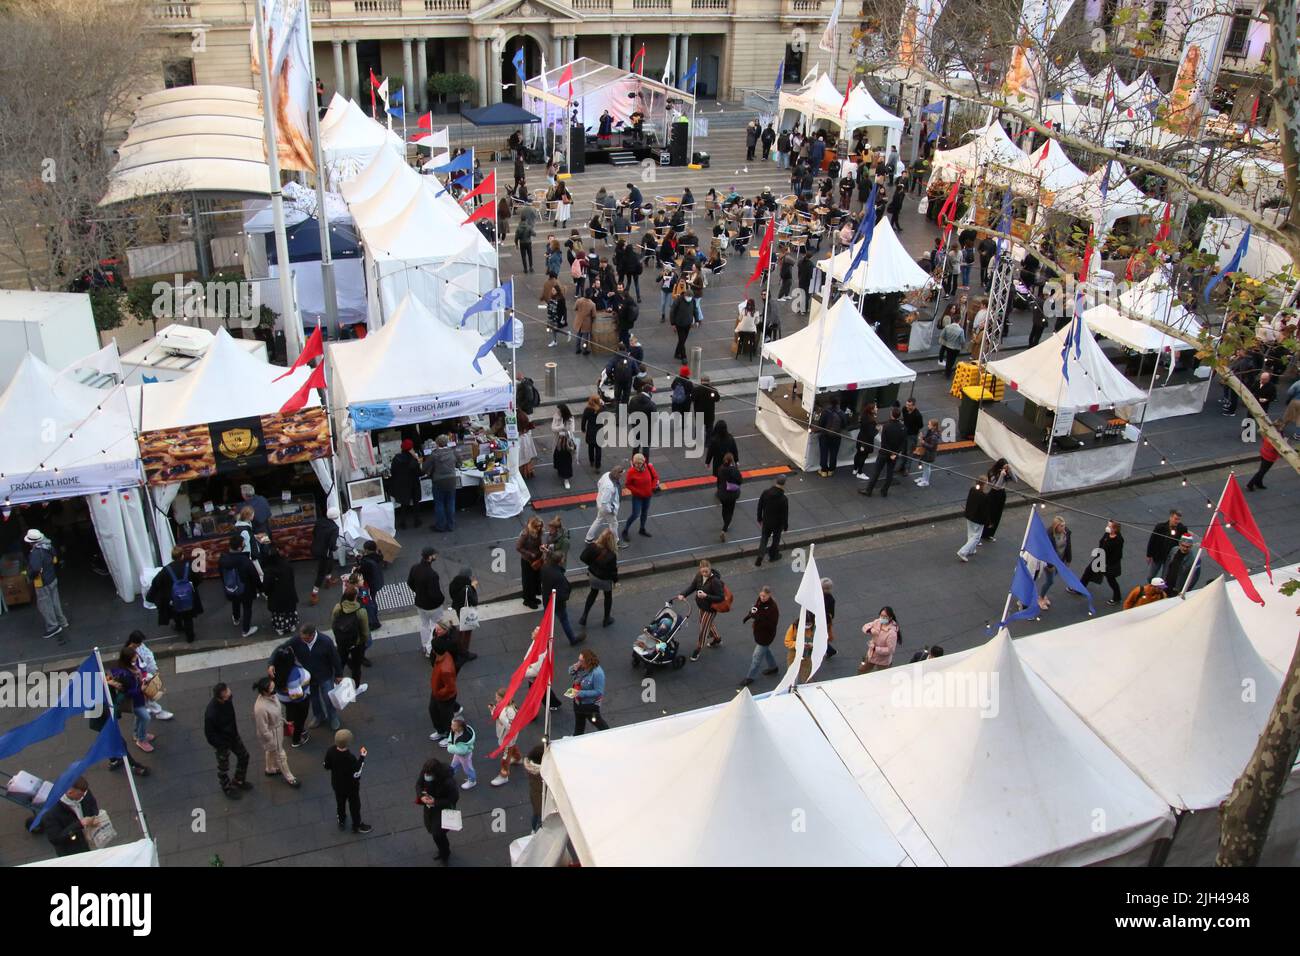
[631,600,691,671]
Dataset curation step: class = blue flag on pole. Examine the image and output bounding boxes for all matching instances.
[462,281,514,328]
[474,317,516,373]
[431,150,473,175]
[927,116,944,142]
[1024,511,1095,616]
[775,59,784,93]
[437,171,474,197]
[0,654,101,761]
[30,719,129,830]
[1203,225,1251,303]
[512,47,527,86]
[680,58,698,93]
[920,101,944,115]
[843,182,878,284]
[990,557,1043,631]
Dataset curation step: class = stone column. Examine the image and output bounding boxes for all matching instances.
[623,35,633,71]
[565,36,575,62]
[331,40,345,97]
[610,34,618,67]
[679,33,690,85]
[553,34,563,67]
[665,33,677,84]
[475,38,488,108]
[489,40,502,104]
[415,39,429,112]
[402,38,415,114]
[346,40,360,102]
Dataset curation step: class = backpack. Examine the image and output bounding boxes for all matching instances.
[332,608,360,648]
[168,564,195,613]
[671,381,688,406]
[712,583,734,614]
[571,257,585,279]
[222,563,245,598]
[524,377,542,409]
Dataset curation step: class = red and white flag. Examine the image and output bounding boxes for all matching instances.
[488,597,556,758]
[459,169,496,206]
[272,325,322,382]
[558,63,574,100]
[936,181,960,234]
[491,596,554,722]
[631,43,646,75]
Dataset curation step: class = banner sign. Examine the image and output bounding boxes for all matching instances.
[250,0,315,171]
[1166,1,1233,137]
[1003,0,1078,100]
[348,384,514,432]
[0,461,143,506]
[898,0,948,69]
[139,407,330,485]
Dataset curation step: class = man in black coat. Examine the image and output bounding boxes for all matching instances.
[670,292,695,361]
[389,440,424,529]
[796,252,814,313]
[539,551,582,646]
[310,506,341,605]
[1145,509,1188,581]
[408,546,446,658]
[755,477,790,566]
[900,398,924,476]
[692,376,719,438]
[281,623,344,731]
[42,778,100,856]
[204,683,252,799]
[861,408,907,498]
[958,481,989,561]
[1080,520,1125,605]
[147,545,204,642]
[218,536,260,638]
[978,235,997,286]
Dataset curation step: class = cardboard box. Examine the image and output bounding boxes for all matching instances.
[363,525,402,565]
[482,481,508,495]
[1,574,32,606]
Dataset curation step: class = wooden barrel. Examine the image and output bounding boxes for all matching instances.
[592,314,619,351]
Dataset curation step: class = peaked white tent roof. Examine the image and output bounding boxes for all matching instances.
[815,218,933,295]
[1082,267,1203,352]
[1050,161,1162,228]
[762,294,916,392]
[841,82,905,134]
[542,690,912,867]
[1018,578,1284,811]
[985,321,1149,412]
[1028,137,1088,192]
[929,121,1035,185]
[1227,563,1300,675]
[0,354,142,504]
[1059,56,1104,98]
[319,97,405,186]
[800,632,1175,866]
[138,327,318,431]
[328,294,512,429]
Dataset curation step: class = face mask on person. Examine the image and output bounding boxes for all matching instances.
[423,774,434,782]
[879,615,890,626]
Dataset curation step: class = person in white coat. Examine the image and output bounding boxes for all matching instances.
[584,465,625,544]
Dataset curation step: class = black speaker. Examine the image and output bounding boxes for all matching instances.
[669,123,688,166]
[570,125,586,173]
[692,150,710,168]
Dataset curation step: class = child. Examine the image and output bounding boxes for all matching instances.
[490,689,523,787]
[445,715,477,790]
[355,541,385,632]
[323,729,372,834]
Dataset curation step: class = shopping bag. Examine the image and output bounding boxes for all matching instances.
[143,674,164,701]
[284,720,295,739]
[441,809,464,832]
[917,197,929,215]
[86,811,117,849]
[459,607,481,631]
[327,677,358,712]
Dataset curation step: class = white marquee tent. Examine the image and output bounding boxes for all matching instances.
[927,121,1035,188]
[1027,137,1088,193]
[1048,161,1162,232]
[985,321,1148,414]
[0,353,149,602]
[1200,216,1299,283]
[801,632,1176,866]
[318,94,405,189]
[815,219,933,295]
[542,690,913,867]
[779,74,903,151]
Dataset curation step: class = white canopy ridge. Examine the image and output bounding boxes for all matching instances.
[985,320,1149,413]
[762,294,916,392]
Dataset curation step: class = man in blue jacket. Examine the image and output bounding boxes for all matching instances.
[278,623,344,732]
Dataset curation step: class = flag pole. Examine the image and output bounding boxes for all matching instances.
[995,505,1038,630]
[752,221,779,411]
[94,647,150,840]
[253,0,306,362]
[1180,475,1230,600]
[539,590,557,815]
[301,6,339,338]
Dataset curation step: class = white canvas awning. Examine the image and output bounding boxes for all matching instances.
[815,218,933,295]
[985,321,1149,412]
[22,837,159,867]
[542,690,913,867]
[1082,267,1203,352]
[1049,161,1162,229]
[929,121,1035,186]
[1026,137,1088,192]
[763,294,916,392]
[319,97,405,187]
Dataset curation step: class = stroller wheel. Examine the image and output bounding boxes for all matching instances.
[672,656,686,670]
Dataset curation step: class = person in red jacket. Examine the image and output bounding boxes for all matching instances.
[1245,435,1281,491]
[621,452,659,541]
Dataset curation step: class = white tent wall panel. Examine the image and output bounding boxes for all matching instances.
[86,489,154,603]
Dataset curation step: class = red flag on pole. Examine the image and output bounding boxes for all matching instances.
[936,181,960,233]
[279,363,326,414]
[369,68,381,116]
[1078,227,1094,281]
[1034,140,1050,168]
[1218,474,1272,578]
[839,82,852,118]
[462,201,496,227]
[745,218,776,288]
[1249,94,1260,128]
[1201,518,1265,605]
[417,111,433,132]
[559,63,574,100]
[489,652,552,759]
[272,325,323,382]
[490,596,554,722]
[459,169,496,206]
[631,44,646,75]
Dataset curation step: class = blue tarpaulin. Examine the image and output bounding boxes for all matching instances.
[265,216,362,265]
[459,102,541,127]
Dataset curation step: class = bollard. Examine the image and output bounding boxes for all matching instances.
[544,362,558,398]
[690,346,703,381]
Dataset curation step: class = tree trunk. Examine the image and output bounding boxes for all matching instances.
[1217,635,1300,865]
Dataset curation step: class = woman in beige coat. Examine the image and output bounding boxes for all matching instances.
[253,677,299,787]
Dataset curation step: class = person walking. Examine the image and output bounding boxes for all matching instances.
[1245,434,1280,491]
[670,289,695,362]
[1123,576,1169,609]
[982,459,1014,541]
[745,119,760,161]
[887,185,906,230]
[861,407,906,497]
[489,688,524,787]
[540,550,582,645]
[24,529,69,639]
[754,475,789,566]
[584,465,625,545]
[550,404,577,491]
[858,607,900,674]
[1079,520,1125,606]
[408,546,445,657]
[704,420,739,476]
[309,506,341,606]
[568,649,609,735]
[581,394,604,469]
[816,400,845,477]
[416,757,459,864]
[692,376,719,439]
[204,683,252,800]
[1161,534,1201,595]
[796,251,814,312]
[851,401,878,478]
[900,398,923,476]
[389,439,424,530]
[331,585,371,688]
[1035,515,1074,611]
[517,516,545,609]
[219,535,260,638]
[677,559,726,661]
[261,546,301,637]
[715,452,743,541]
[124,631,174,722]
[1144,509,1188,581]
[355,540,385,632]
[107,647,154,753]
[269,645,312,749]
[285,623,344,732]
[957,480,989,562]
[760,122,776,160]
[428,634,460,744]
[423,436,460,532]
[515,216,535,273]
[147,546,202,643]
[938,319,966,378]
[252,676,299,787]
[445,715,478,791]
[782,613,817,684]
[621,453,658,541]
[739,585,781,687]
[914,418,941,488]
[324,730,372,834]
[447,566,480,662]
[578,529,619,628]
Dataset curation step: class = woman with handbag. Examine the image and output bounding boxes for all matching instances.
[253,676,299,787]
[261,545,301,637]
[621,453,659,541]
[568,649,610,735]
[551,404,576,489]
[715,452,743,542]
[416,756,459,865]
[270,645,312,748]
[108,647,155,753]
[124,631,174,721]
[579,529,619,628]
[449,566,480,660]
[517,517,545,609]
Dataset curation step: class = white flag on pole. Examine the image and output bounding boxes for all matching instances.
[540,52,549,91]
[772,545,830,695]
[802,61,820,87]
[819,0,844,53]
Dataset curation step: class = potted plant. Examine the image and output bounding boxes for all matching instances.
[428,72,478,112]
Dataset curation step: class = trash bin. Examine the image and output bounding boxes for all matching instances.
[958,385,994,438]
